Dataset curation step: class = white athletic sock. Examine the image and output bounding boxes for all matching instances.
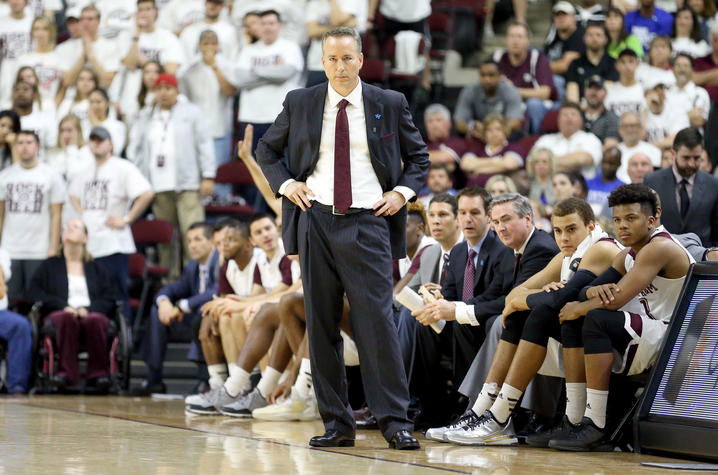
[207,364,228,389]
[228,363,241,379]
[489,384,523,424]
[585,388,609,429]
[293,358,313,399]
[278,369,291,384]
[223,366,251,397]
[471,382,499,416]
[565,382,587,425]
[256,366,282,398]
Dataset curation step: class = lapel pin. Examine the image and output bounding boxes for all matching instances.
[375,113,381,119]
[480,259,484,267]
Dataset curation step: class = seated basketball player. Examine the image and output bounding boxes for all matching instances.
[548,184,693,451]
[426,198,623,444]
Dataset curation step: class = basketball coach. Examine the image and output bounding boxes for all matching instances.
[256,27,429,449]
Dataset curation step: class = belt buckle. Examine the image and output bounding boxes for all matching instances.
[332,205,346,216]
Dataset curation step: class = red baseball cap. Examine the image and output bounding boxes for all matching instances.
[156,73,178,89]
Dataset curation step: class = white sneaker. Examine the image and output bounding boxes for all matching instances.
[252,388,320,421]
[219,387,267,417]
[425,410,481,442]
[445,410,518,446]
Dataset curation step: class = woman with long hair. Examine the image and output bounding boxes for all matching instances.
[16,16,65,107]
[636,35,676,89]
[0,109,21,170]
[29,219,117,390]
[527,147,557,207]
[115,60,163,126]
[87,88,126,154]
[605,8,644,58]
[57,67,98,123]
[47,114,94,184]
[672,6,712,57]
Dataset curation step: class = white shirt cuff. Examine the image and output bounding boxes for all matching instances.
[278,178,296,195]
[393,186,415,204]
[454,301,479,326]
[178,299,191,314]
[156,295,170,307]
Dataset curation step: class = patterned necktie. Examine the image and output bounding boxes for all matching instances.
[439,253,450,286]
[334,99,352,213]
[462,249,477,301]
[679,179,690,219]
[512,253,522,286]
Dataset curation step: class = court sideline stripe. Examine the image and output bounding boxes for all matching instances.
[16,401,471,474]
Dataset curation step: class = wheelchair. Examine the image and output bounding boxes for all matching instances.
[30,302,131,394]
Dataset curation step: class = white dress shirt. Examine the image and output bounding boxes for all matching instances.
[280,81,414,207]
[454,227,534,326]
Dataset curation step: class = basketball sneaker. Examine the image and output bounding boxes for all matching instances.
[525,415,578,448]
[548,417,613,452]
[252,388,320,421]
[186,386,241,415]
[445,410,518,446]
[425,410,481,442]
[219,387,267,417]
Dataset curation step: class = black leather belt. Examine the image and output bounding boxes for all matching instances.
[310,201,371,216]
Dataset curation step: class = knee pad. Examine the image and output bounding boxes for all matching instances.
[500,311,528,345]
[561,315,585,348]
[521,303,556,347]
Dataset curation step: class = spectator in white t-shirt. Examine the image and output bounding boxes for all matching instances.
[127,73,216,278]
[58,5,121,89]
[635,35,676,90]
[95,0,136,38]
[0,0,34,109]
[85,88,126,154]
[235,9,303,154]
[15,16,65,108]
[119,0,185,76]
[179,30,237,198]
[158,0,207,36]
[0,130,65,302]
[12,80,56,151]
[47,113,94,185]
[69,126,154,321]
[530,101,603,179]
[643,77,690,149]
[57,67,97,125]
[113,60,163,128]
[231,1,309,47]
[305,0,358,87]
[179,0,238,61]
[604,48,646,117]
[615,111,661,182]
[667,53,711,129]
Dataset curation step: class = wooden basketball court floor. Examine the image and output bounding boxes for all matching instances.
[0,396,708,474]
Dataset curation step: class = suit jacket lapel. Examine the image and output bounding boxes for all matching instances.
[687,173,705,220]
[474,237,491,288]
[664,171,681,223]
[308,83,328,170]
[361,83,387,180]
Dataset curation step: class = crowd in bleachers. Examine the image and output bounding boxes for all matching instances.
[1,0,718,455]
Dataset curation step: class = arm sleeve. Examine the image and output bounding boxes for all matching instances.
[253,264,262,286]
[217,262,232,295]
[279,256,294,286]
[578,266,623,301]
[525,269,597,310]
[504,86,524,120]
[453,86,474,123]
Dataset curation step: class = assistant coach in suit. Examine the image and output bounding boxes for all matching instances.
[256,27,429,449]
[644,128,718,247]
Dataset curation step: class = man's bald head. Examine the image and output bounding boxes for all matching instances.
[627,152,654,183]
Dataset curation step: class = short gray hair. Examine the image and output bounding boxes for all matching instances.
[322,26,362,54]
[199,29,218,43]
[488,192,534,222]
[424,103,451,122]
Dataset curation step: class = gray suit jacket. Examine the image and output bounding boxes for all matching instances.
[644,168,718,247]
[407,243,445,291]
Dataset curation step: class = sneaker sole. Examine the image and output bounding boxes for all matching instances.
[425,431,449,442]
[449,435,518,446]
[219,409,253,418]
[185,405,219,415]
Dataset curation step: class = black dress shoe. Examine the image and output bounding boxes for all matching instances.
[131,380,167,396]
[49,374,68,388]
[389,429,420,450]
[309,430,355,447]
[88,377,112,391]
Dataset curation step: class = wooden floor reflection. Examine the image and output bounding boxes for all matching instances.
[0,396,698,474]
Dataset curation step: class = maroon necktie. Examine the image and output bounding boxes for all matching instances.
[512,253,522,286]
[462,249,477,301]
[334,99,352,213]
[439,253,450,286]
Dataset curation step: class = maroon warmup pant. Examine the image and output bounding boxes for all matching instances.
[46,310,110,385]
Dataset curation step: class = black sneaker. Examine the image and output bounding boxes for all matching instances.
[131,380,167,396]
[526,415,577,448]
[548,417,614,452]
